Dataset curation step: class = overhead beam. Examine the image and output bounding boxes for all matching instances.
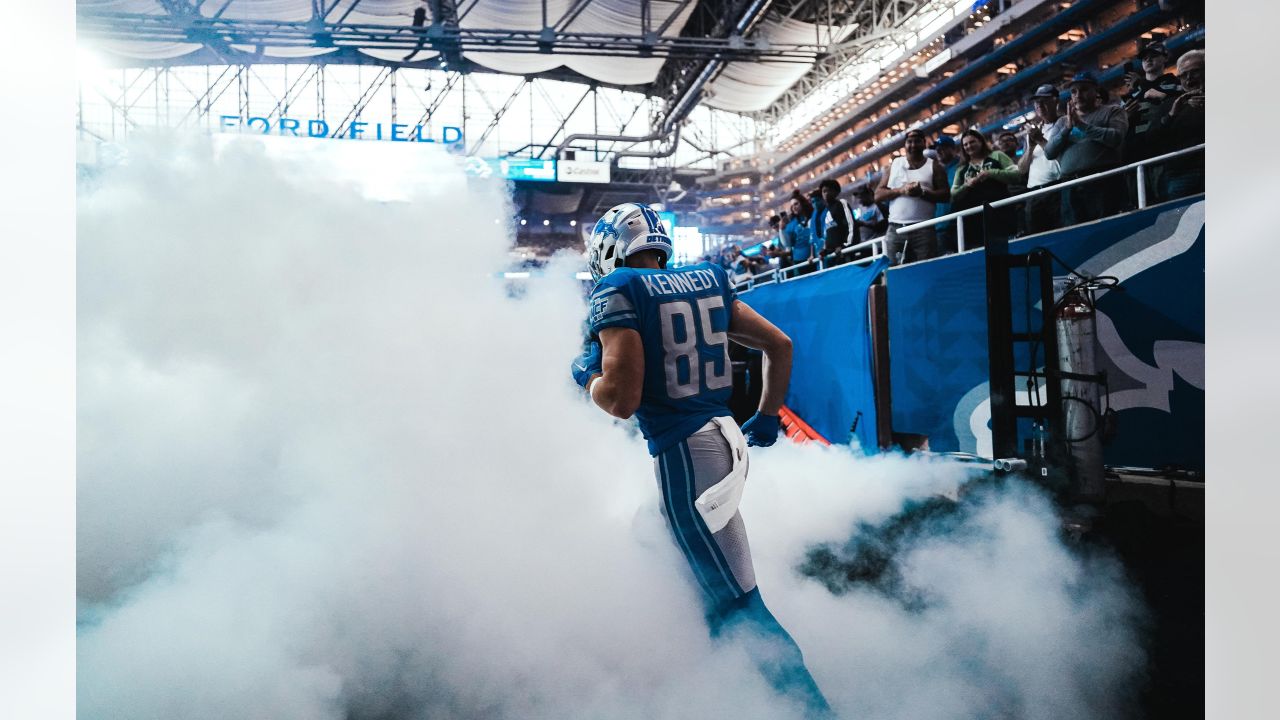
[553,0,595,32]
[468,78,530,154]
[332,0,365,26]
[654,0,698,37]
[535,84,595,158]
[76,10,823,63]
[327,65,393,137]
[407,71,464,134]
[264,63,322,121]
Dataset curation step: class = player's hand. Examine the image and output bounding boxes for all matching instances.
[571,341,602,390]
[742,412,781,447]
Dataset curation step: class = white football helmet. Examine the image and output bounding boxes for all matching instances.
[586,202,673,282]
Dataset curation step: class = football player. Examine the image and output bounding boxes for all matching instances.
[571,203,832,717]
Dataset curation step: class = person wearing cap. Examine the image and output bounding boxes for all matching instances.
[876,127,950,265]
[934,136,960,184]
[1017,84,1066,235]
[1123,39,1183,165]
[1043,70,1129,226]
[1124,41,1182,124]
[932,136,961,251]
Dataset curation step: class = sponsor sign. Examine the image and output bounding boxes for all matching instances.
[556,160,611,184]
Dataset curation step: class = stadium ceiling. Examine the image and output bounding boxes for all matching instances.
[78,0,943,122]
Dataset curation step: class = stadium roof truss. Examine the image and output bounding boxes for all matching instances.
[77,0,955,166]
[81,1,828,63]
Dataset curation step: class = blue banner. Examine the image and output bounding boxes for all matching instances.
[741,258,889,451]
[886,197,1205,470]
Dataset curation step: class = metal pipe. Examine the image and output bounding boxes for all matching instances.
[612,125,681,163]
[555,128,667,158]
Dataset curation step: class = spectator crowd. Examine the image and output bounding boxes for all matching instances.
[710,42,1205,283]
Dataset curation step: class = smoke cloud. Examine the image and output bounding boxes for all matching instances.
[77,134,1146,719]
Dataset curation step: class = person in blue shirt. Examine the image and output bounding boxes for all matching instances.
[807,189,828,268]
[784,192,816,276]
[933,136,961,253]
[851,187,885,250]
[571,202,832,718]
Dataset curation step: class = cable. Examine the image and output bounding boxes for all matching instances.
[1023,256,1043,411]
[1061,395,1102,443]
[1035,246,1122,310]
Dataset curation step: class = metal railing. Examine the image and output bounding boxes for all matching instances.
[729,234,886,291]
[730,143,1204,293]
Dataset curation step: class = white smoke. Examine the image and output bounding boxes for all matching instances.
[77,133,1146,719]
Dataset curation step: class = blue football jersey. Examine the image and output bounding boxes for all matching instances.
[588,262,737,455]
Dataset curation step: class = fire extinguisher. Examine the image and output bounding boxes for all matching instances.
[1055,287,1106,501]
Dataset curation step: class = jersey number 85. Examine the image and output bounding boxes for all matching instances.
[658,296,732,399]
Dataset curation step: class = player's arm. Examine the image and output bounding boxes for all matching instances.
[727,300,792,415]
[589,326,645,419]
[727,300,791,446]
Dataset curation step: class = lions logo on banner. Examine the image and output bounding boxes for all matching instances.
[887,197,1205,470]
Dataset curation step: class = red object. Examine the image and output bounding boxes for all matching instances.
[778,405,831,446]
